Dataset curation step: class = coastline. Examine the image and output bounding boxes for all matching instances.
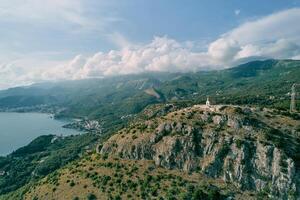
[0,112,83,156]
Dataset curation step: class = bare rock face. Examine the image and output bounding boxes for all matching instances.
[100,105,300,199]
[152,123,201,171]
[221,142,296,197]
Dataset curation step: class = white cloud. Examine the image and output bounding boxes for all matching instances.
[228,8,300,44]
[1,8,300,89]
[41,36,215,81]
[208,38,241,64]
[209,8,300,62]
[0,57,62,89]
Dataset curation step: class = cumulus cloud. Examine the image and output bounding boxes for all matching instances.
[219,8,300,60]
[208,38,241,64]
[0,57,65,89]
[1,8,300,89]
[42,36,215,81]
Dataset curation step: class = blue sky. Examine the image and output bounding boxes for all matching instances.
[0,0,300,89]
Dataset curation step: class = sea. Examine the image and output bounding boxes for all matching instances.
[0,112,81,156]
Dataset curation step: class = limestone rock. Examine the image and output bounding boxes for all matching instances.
[100,105,300,199]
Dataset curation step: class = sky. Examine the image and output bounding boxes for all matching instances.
[0,0,300,89]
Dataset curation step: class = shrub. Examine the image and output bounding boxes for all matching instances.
[132,135,138,140]
[192,188,207,199]
[69,180,75,187]
[235,139,243,149]
[87,193,97,200]
[102,153,109,160]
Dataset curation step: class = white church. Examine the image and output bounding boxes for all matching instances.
[206,96,211,107]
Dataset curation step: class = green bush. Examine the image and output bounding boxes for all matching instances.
[235,139,243,149]
[69,180,76,187]
[87,193,97,200]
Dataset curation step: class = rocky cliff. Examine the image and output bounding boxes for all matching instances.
[101,105,300,199]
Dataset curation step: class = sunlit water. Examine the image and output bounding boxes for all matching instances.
[0,112,81,156]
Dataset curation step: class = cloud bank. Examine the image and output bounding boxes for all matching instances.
[46,8,300,79]
[1,8,300,89]
[42,36,215,81]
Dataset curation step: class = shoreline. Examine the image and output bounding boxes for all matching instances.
[0,112,83,156]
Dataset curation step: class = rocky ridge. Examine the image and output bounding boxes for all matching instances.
[101,105,300,199]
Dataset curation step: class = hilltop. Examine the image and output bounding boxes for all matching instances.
[100,104,300,199]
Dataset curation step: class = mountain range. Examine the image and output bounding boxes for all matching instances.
[0,59,299,132]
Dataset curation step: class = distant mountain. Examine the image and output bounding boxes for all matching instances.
[0,73,174,111]
[158,59,300,109]
[0,59,299,132]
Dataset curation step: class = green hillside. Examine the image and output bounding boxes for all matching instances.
[158,59,299,108]
[0,134,99,195]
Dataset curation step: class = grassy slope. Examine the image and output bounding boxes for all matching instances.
[0,134,100,195]
[2,154,255,200]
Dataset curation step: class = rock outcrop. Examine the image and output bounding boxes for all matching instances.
[101,105,300,199]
